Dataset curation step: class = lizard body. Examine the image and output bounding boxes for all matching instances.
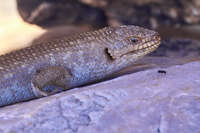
[0,25,161,107]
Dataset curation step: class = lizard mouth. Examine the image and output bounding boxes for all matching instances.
[132,39,160,54]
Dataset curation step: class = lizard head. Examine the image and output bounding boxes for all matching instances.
[104,25,161,60]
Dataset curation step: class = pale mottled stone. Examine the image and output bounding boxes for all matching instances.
[0,61,200,133]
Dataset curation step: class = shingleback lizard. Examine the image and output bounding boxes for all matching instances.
[0,25,161,107]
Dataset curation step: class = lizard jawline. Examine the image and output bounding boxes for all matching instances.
[120,42,160,58]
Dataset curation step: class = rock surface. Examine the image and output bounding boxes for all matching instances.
[17,0,107,28]
[17,0,200,29]
[0,61,200,133]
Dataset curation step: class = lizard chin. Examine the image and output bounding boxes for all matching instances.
[131,42,160,56]
[120,43,159,59]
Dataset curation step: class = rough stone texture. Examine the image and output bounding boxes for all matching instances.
[16,0,107,28]
[17,0,200,29]
[0,61,200,133]
[105,0,200,28]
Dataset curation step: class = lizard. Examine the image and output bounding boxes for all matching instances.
[0,25,161,107]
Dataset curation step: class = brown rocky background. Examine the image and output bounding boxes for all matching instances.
[17,0,200,29]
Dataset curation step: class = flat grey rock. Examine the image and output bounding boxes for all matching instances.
[0,61,200,133]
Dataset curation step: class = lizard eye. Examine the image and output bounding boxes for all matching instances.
[130,37,138,43]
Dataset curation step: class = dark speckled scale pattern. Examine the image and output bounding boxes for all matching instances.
[0,25,161,107]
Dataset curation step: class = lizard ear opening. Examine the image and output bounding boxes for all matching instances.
[105,48,116,60]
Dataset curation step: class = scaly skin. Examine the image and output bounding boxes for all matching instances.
[0,25,161,107]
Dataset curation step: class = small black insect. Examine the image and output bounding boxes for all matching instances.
[130,37,138,43]
[157,128,161,133]
[158,70,167,74]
